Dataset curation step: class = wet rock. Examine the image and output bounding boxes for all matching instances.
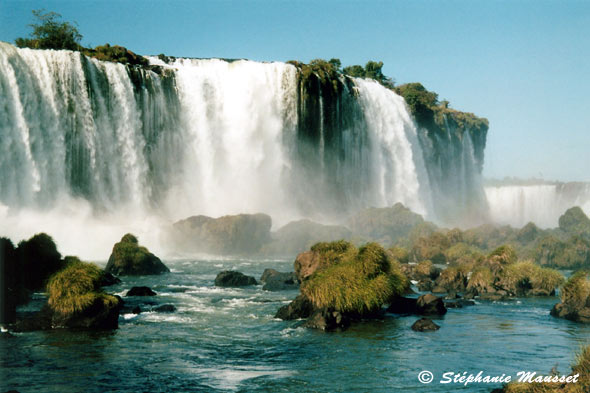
[302,309,350,331]
[417,279,434,292]
[445,291,460,300]
[51,296,121,330]
[412,318,440,332]
[445,299,475,309]
[132,306,142,314]
[551,303,590,324]
[214,271,257,287]
[154,304,176,313]
[100,272,121,286]
[387,297,418,314]
[416,294,447,316]
[260,269,299,291]
[126,286,157,296]
[479,292,508,301]
[275,295,314,320]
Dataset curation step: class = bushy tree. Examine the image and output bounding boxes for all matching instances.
[15,9,82,50]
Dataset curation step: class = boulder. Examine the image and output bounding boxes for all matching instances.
[275,295,314,320]
[154,304,176,313]
[51,295,121,330]
[416,294,447,315]
[387,294,447,315]
[45,261,121,330]
[106,234,169,276]
[214,271,257,287]
[126,286,157,296]
[260,269,299,291]
[411,318,440,332]
[479,291,509,301]
[551,303,590,324]
[302,309,350,331]
[168,213,272,255]
[444,299,475,309]
[100,272,121,286]
[417,279,433,292]
[387,297,418,314]
[294,251,322,282]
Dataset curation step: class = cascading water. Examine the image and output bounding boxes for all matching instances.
[485,183,590,228]
[0,42,486,258]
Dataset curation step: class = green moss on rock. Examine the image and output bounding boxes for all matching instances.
[105,234,169,276]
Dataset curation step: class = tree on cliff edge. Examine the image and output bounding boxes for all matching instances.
[15,9,82,51]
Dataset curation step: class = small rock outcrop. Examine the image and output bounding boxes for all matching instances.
[214,271,257,287]
[260,269,299,291]
[154,304,176,313]
[550,271,590,323]
[416,294,447,315]
[106,234,169,276]
[411,318,440,332]
[278,241,410,331]
[46,259,121,330]
[294,251,322,282]
[126,286,157,296]
[100,272,121,286]
[302,309,350,331]
[274,295,314,320]
[387,294,447,316]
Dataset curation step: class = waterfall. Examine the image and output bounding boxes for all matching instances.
[0,42,486,258]
[485,183,590,228]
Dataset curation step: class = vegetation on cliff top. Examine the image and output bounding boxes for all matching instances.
[15,9,148,66]
[394,82,489,133]
[301,241,409,314]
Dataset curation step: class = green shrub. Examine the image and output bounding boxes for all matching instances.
[17,233,63,291]
[466,266,495,294]
[15,9,82,50]
[301,242,408,314]
[444,242,484,265]
[388,246,409,264]
[415,260,434,278]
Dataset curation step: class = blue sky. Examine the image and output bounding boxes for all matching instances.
[1,0,589,181]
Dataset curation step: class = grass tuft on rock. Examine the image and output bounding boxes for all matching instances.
[502,344,590,392]
[560,271,590,310]
[498,261,565,296]
[301,242,408,314]
[47,258,117,315]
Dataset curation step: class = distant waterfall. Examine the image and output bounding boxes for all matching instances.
[0,42,486,257]
[485,183,590,228]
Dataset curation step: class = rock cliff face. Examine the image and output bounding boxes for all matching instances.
[0,43,488,241]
